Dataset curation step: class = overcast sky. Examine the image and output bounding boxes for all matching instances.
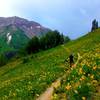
[0,0,100,39]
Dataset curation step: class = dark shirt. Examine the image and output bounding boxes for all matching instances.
[69,54,74,63]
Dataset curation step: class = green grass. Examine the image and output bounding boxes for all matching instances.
[0,29,100,100]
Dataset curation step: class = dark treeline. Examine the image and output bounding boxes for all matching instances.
[26,30,70,54]
[91,19,99,32]
[0,54,7,67]
[0,51,17,67]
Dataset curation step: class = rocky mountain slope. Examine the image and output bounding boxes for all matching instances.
[0,16,50,38]
[0,16,50,53]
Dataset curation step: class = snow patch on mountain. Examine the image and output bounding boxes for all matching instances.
[36,26,41,29]
[30,26,33,29]
[7,32,12,44]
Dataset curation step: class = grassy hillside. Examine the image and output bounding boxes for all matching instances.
[0,29,100,100]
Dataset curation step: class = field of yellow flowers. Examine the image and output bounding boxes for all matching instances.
[53,44,100,100]
[0,29,100,100]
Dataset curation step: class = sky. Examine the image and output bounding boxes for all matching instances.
[0,0,100,39]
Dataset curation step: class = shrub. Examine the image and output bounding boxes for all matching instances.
[26,36,40,54]
[22,57,29,64]
[0,54,7,67]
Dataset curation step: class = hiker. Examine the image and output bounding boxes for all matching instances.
[69,54,74,67]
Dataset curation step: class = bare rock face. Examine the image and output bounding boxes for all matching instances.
[0,16,50,38]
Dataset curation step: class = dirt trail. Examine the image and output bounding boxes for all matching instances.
[36,78,62,100]
[37,53,81,100]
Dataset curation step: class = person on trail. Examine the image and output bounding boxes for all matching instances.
[69,54,74,67]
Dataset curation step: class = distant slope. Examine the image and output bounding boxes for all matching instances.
[64,28,100,52]
[0,29,99,100]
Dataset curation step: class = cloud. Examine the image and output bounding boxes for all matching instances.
[0,0,13,16]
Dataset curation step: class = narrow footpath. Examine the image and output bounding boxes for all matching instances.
[37,53,81,100]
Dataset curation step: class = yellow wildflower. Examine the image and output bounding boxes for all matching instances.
[12,92,16,96]
[93,66,97,70]
[88,74,90,76]
[90,75,94,79]
[79,68,83,74]
[74,90,78,94]
[66,84,71,90]
[74,82,80,88]
[53,93,58,99]
[92,80,97,83]
[80,76,85,81]
[82,96,86,100]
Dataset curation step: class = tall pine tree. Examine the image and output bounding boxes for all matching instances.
[91,19,98,31]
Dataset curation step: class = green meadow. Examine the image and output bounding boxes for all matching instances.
[0,29,100,100]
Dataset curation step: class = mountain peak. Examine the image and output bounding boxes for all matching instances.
[0,16,50,38]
